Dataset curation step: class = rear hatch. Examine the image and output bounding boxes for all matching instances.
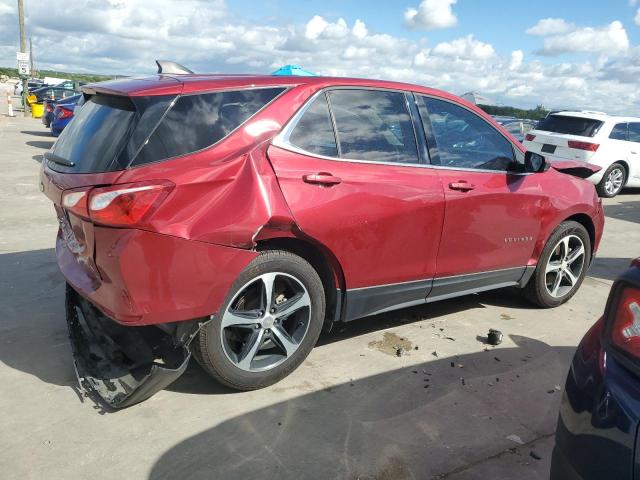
[41,80,287,289]
[524,114,604,161]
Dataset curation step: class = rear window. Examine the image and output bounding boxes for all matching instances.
[535,115,603,138]
[48,95,139,173]
[48,87,285,173]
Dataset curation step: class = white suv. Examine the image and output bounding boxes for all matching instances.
[523,111,640,197]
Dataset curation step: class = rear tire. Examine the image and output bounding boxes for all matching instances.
[197,250,325,390]
[524,221,591,308]
[596,162,626,198]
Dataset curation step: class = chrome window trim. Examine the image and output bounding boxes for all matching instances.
[272,86,531,176]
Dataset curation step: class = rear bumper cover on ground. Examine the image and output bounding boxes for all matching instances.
[66,285,203,409]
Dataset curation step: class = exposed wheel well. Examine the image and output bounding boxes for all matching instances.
[255,237,344,331]
[564,213,596,254]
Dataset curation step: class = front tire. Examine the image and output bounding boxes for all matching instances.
[597,163,626,198]
[196,250,325,390]
[524,221,591,308]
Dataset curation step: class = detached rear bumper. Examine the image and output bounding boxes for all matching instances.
[66,285,201,409]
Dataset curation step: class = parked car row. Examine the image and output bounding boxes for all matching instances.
[42,94,82,136]
[492,116,537,143]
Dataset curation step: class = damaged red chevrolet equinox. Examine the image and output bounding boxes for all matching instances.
[40,62,605,408]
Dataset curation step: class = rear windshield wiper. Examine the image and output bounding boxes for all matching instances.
[44,152,75,167]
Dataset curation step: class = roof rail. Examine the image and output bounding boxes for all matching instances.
[155,60,194,75]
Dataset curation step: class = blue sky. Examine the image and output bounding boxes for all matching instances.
[0,0,639,113]
[230,0,640,57]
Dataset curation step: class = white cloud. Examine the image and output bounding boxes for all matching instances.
[526,18,574,36]
[509,50,524,70]
[537,21,629,56]
[404,0,457,30]
[630,0,638,6]
[352,19,368,39]
[0,2,639,115]
[635,8,640,26]
[431,35,495,59]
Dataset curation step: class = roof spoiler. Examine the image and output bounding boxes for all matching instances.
[155,60,194,75]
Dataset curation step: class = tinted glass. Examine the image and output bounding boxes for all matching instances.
[628,123,640,143]
[327,89,419,164]
[133,87,284,166]
[609,123,628,141]
[49,95,136,173]
[422,97,515,171]
[536,115,603,137]
[288,93,337,157]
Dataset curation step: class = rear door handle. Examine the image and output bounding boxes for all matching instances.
[303,173,342,186]
[449,181,475,192]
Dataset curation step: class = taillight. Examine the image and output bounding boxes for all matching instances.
[609,286,640,359]
[88,181,174,227]
[58,107,73,119]
[46,104,53,112]
[568,140,599,152]
[631,258,640,268]
[62,188,90,219]
[525,134,536,142]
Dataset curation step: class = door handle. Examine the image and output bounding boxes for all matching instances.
[449,181,476,192]
[303,173,342,186]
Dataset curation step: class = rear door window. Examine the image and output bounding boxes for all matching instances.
[288,93,337,157]
[609,123,628,141]
[132,87,285,166]
[327,89,419,164]
[420,96,515,171]
[535,115,603,137]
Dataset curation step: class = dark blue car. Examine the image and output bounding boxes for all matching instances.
[552,259,640,479]
[50,95,83,137]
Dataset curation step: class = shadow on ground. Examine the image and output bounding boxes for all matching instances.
[20,130,53,137]
[589,256,634,282]
[151,335,571,480]
[605,198,640,225]
[26,140,54,149]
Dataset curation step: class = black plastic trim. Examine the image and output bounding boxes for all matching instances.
[427,267,526,302]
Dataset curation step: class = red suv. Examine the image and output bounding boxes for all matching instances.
[40,70,604,407]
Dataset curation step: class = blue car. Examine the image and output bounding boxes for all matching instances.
[42,94,81,128]
[552,259,640,479]
[50,95,83,137]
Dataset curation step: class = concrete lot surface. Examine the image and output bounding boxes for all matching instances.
[1,82,639,479]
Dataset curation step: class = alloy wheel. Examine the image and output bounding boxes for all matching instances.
[604,167,624,196]
[544,234,586,298]
[219,272,312,372]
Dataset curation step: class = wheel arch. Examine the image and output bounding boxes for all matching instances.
[255,236,346,332]
[563,213,596,255]
[616,160,630,184]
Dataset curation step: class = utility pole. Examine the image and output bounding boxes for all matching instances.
[18,0,29,117]
[29,37,34,77]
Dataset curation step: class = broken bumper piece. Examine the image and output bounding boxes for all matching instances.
[65,285,198,409]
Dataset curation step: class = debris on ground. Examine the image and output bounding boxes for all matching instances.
[530,450,542,460]
[414,345,419,350]
[368,332,413,357]
[547,389,556,394]
[487,329,503,345]
[500,313,515,320]
[432,351,439,357]
[506,434,525,445]
[494,356,501,362]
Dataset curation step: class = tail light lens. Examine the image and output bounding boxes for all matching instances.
[57,107,73,119]
[525,134,536,141]
[62,188,90,219]
[61,181,173,227]
[88,181,174,227]
[568,140,599,152]
[609,286,640,359]
[46,104,53,112]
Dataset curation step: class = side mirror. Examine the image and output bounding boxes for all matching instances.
[524,151,551,173]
